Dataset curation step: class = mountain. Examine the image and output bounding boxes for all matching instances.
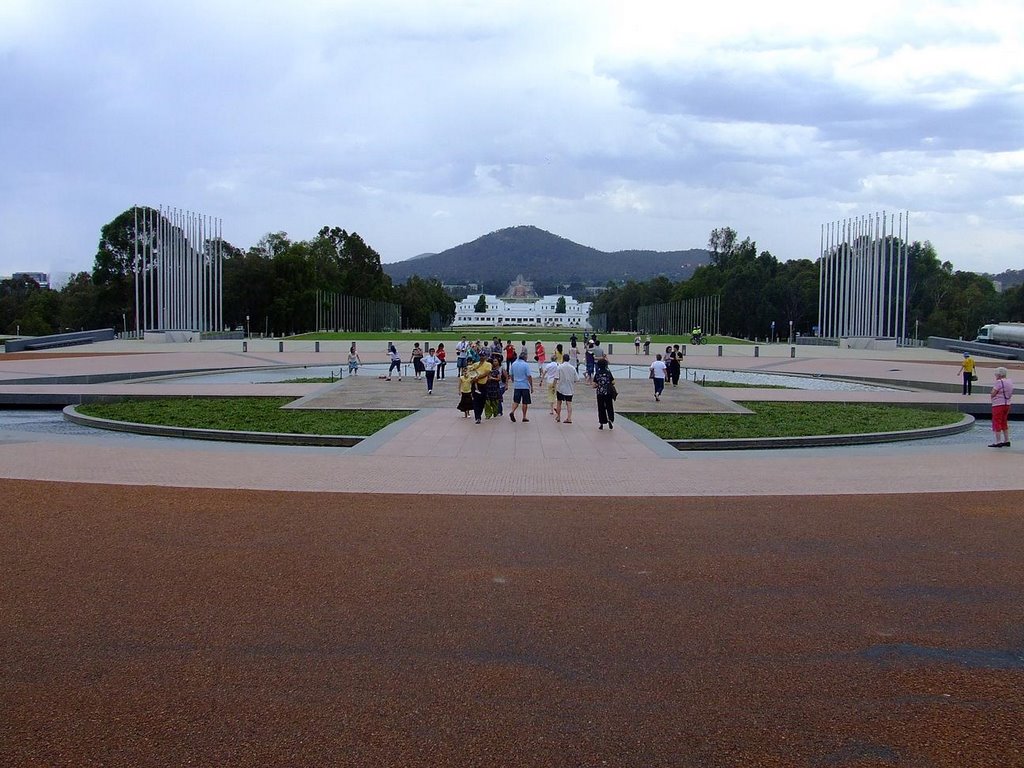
[383,226,710,293]
[985,269,1024,289]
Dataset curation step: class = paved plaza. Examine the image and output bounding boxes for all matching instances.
[0,338,1020,495]
[2,339,1023,767]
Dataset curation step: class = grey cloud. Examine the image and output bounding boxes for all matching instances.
[607,62,1024,153]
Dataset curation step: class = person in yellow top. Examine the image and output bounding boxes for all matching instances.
[958,352,977,395]
[457,362,475,418]
[464,351,493,424]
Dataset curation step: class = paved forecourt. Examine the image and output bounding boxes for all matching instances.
[0,338,1021,496]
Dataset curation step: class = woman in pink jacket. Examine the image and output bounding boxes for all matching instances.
[989,367,1014,448]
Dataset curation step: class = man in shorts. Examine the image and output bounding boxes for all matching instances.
[553,353,579,423]
[508,351,534,423]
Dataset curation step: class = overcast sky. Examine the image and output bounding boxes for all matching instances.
[2,0,1022,281]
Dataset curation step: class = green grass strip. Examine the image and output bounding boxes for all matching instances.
[77,398,411,437]
[629,403,963,440]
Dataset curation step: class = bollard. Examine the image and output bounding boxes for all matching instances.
[278,341,284,352]
[681,344,687,356]
[717,345,723,357]
[608,343,613,355]
[754,346,759,358]
[790,346,796,358]
[315,341,320,353]
[242,341,247,352]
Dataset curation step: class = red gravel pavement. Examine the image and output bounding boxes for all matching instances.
[3,480,1023,767]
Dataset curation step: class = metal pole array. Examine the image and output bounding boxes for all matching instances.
[133,205,223,334]
[315,290,401,332]
[818,211,909,343]
[636,295,721,336]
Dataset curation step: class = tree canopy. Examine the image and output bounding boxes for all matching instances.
[0,213,1005,342]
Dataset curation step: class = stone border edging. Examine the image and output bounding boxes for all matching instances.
[666,414,975,451]
[64,406,975,453]
[62,405,363,447]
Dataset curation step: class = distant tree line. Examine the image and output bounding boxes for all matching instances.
[590,227,1008,341]
[1,216,1016,342]
[1,208,455,337]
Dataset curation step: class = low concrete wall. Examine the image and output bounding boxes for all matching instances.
[840,337,898,351]
[145,330,201,343]
[63,405,364,447]
[4,328,115,353]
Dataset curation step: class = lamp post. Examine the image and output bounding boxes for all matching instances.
[246,314,250,338]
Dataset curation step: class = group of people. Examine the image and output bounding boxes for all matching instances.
[448,334,616,429]
[355,338,1015,445]
[633,334,652,355]
[371,333,668,416]
[377,341,447,393]
[960,352,1014,448]
[646,344,688,401]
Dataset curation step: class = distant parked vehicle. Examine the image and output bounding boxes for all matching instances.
[976,323,1024,347]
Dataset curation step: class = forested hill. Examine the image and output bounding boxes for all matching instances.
[382,226,710,293]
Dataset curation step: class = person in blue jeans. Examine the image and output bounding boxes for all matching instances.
[386,343,402,381]
[649,353,667,402]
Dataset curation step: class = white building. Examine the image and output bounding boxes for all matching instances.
[452,294,592,328]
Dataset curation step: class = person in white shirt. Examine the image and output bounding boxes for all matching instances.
[386,343,402,381]
[541,356,559,414]
[650,353,667,402]
[553,354,580,423]
[422,348,440,394]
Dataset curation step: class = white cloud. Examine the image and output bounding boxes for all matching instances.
[1,0,1022,278]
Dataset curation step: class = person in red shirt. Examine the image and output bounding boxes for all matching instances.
[504,340,516,373]
[436,343,447,379]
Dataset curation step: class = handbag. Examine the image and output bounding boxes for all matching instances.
[609,382,618,401]
[971,373,978,382]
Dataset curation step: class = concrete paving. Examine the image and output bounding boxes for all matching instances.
[0,339,1021,496]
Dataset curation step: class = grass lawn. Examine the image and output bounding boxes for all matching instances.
[629,403,964,440]
[74,399,956,442]
[77,398,411,436]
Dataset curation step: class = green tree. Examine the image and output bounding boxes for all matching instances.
[768,258,820,337]
[222,243,271,333]
[1,275,58,335]
[591,278,675,331]
[1000,284,1024,324]
[555,295,566,314]
[269,239,317,335]
[393,276,455,330]
[313,227,392,300]
[58,272,101,331]
[474,294,488,313]
[92,207,152,329]
[674,230,777,338]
